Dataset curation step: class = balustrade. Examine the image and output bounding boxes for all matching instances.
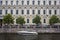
[0,25,60,33]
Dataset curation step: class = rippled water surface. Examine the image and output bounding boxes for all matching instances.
[0,33,60,40]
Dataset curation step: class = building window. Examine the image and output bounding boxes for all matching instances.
[54,10,57,15]
[27,1,29,5]
[49,1,51,5]
[22,1,24,5]
[27,19,29,23]
[0,10,2,14]
[16,10,18,14]
[38,10,40,14]
[16,1,18,5]
[6,1,8,5]
[44,19,46,23]
[54,1,56,5]
[21,10,24,14]
[43,1,45,5]
[32,0,35,5]
[0,1,2,5]
[11,1,13,5]
[38,1,40,5]
[27,10,29,14]
[43,10,46,14]
[49,10,51,14]
[5,10,8,14]
[32,10,35,14]
[11,10,13,14]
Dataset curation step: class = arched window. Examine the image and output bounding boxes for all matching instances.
[49,1,51,5]
[0,1,2,5]
[43,1,45,5]
[6,1,8,5]
[21,10,24,14]
[22,0,24,5]
[0,10,2,14]
[11,1,13,5]
[27,1,29,5]
[54,1,57,5]
[44,19,46,23]
[32,10,35,14]
[54,10,57,15]
[38,0,40,5]
[16,10,18,14]
[27,10,29,14]
[16,0,18,5]
[49,10,51,15]
[11,10,13,14]
[38,10,40,14]
[5,10,8,14]
[27,19,29,23]
[32,0,35,5]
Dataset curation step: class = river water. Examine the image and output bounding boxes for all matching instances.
[0,33,60,40]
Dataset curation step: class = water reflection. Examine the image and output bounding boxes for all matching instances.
[0,33,38,40]
[38,33,60,40]
[0,33,60,40]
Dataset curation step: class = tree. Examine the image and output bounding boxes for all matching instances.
[16,16,25,25]
[49,15,60,25]
[3,14,14,24]
[32,15,41,25]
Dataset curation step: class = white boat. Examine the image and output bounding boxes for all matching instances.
[17,31,38,35]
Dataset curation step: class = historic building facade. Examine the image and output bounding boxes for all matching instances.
[0,0,60,25]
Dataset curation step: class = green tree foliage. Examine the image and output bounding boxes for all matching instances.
[49,15,60,25]
[3,14,14,24]
[16,16,25,25]
[33,15,41,24]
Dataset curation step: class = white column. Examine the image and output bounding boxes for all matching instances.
[46,0,49,5]
[52,0,54,5]
[57,0,59,5]
[14,18,16,24]
[24,0,26,5]
[35,9,37,15]
[19,0,21,5]
[8,0,11,5]
[57,9,59,15]
[52,9,54,15]
[8,9,10,14]
[30,9,32,15]
[41,9,43,15]
[45,0,47,5]
[24,9,27,15]
[30,0,32,5]
[2,9,5,15]
[47,9,49,15]
[13,0,16,5]
[35,0,38,5]
[41,0,43,5]
[2,0,5,5]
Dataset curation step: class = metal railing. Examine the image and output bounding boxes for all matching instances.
[0,25,60,33]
